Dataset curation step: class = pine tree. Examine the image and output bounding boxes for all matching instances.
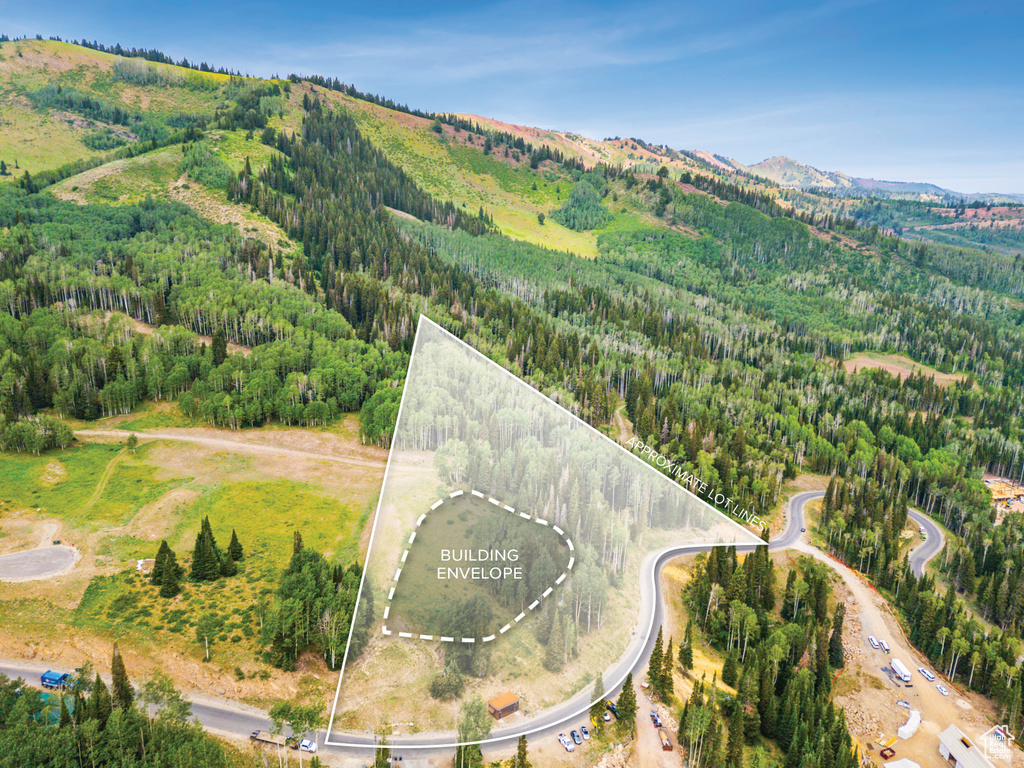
[544,612,565,672]
[228,529,243,560]
[513,735,531,768]
[220,551,237,577]
[680,620,694,671]
[616,673,637,731]
[723,651,738,688]
[151,540,170,585]
[589,672,606,727]
[829,604,846,668]
[649,626,664,692]
[727,701,745,768]
[211,328,228,366]
[58,696,72,728]
[662,637,675,700]
[110,644,133,710]
[88,675,112,729]
[159,553,181,598]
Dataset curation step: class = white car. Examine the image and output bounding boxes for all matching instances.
[937,684,949,696]
[918,667,936,682]
[868,636,880,649]
[299,739,317,753]
[558,734,575,752]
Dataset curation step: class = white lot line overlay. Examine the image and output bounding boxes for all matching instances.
[381,490,573,643]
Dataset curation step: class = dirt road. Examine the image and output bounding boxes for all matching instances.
[791,540,1018,767]
[76,428,387,470]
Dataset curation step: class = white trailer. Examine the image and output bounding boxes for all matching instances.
[890,658,912,682]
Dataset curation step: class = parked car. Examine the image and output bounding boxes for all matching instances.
[800,527,806,532]
[868,636,880,649]
[606,702,619,718]
[580,726,590,740]
[650,710,662,727]
[918,667,936,682]
[880,640,890,654]
[937,684,949,696]
[298,739,317,753]
[571,730,582,745]
[603,711,612,722]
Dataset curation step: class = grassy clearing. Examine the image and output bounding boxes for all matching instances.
[168,479,366,569]
[53,148,179,204]
[112,401,203,431]
[0,443,123,520]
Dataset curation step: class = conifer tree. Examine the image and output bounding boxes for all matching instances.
[228,529,243,561]
[680,620,694,671]
[544,612,565,672]
[110,644,133,710]
[88,675,112,729]
[616,673,637,731]
[151,541,170,585]
[829,604,846,668]
[649,626,664,692]
[512,735,530,768]
[662,637,675,700]
[159,552,181,598]
[589,672,605,726]
[723,651,738,688]
[58,696,71,728]
[727,701,744,768]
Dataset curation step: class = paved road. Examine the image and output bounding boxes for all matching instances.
[771,490,819,550]
[0,546,77,582]
[0,488,946,758]
[907,508,945,577]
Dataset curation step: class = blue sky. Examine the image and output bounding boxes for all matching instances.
[4,0,1022,192]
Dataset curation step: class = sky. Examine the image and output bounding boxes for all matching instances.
[4,0,1022,192]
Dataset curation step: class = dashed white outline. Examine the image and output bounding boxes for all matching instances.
[381,488,574,644]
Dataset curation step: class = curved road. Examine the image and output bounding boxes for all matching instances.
[0,546,78,582]
[0,488,947,758]
[907,508,944,577]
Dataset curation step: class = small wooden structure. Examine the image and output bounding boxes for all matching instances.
[487,692,520,720]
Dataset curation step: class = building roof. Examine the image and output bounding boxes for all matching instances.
[883,760,921,768]
[938,724,996,768]
[487,692,519,710]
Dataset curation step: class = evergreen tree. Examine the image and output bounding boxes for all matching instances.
[159,552,181,598]
[727,701,745,768]
[220,551,237,577]
[829,604,846,668]
[88,675,112,729]
[211,327,228,366]
[58,696,71,728]
[589,672,606,727]
[228,529,243,561]
[662,637,675,700]
[649,626,664,692]
[512,735,531,768]
[110,644,133,710]
[151,540,171,585]
[544,612,565,672]
[616,673,637,731]
[723,651,738,688]
[680,619,694,671]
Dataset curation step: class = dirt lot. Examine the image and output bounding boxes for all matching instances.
[786,542,1019,767]
[843,352,966,387]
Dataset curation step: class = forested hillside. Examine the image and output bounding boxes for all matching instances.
[2,33,1024,762]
